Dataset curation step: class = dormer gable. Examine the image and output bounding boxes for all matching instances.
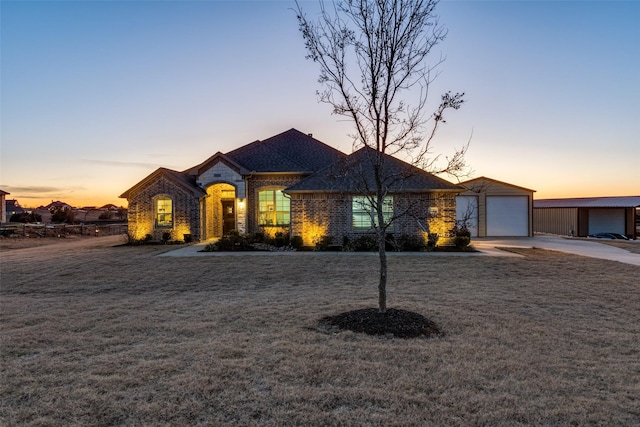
[184,152,249,177]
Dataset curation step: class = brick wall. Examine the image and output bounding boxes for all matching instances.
[127,175,201,241]
[290,191,457,246]
[126,169,457,246]
[245,174,305,236]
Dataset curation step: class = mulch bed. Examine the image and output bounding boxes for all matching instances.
[319,308,443,338]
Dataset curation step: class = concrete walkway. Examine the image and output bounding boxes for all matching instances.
[158,235,640,266]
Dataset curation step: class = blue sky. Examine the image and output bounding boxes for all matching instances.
[1,0,638,207]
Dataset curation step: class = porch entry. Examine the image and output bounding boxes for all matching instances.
[205,183,236,238]
[222,200,235,235]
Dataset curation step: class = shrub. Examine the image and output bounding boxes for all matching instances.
[385,233,395,251]
[342,236,354,252]
[389,234,426,252]
[161,232,172,243]
[214,231,252,251]
[314,235,333,251]
[426,233,439,251]
[273,231,289,248]
[10,212,42,223]
[215,236,234,251]
[290,235,303,250]
[123,232,137,245]
[122,232,153,246]
[51,207,74,224]
[452,226,471,250]
[353,235,377,252]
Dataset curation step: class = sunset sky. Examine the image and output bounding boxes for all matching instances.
[2,0,638,208]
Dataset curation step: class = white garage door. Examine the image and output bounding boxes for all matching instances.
[456,196,478,237]
[588,208,625,235]
[486,196,529,236]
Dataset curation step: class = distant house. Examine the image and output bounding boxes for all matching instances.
[100,204,120,211]
[534,196,640,239]
[5,198,25,222]
[120,128,462,245]
[456,177,536,237]
[1,190,9,223]
[45,201,74,211]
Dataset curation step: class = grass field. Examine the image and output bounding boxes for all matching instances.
[1,236,639,426]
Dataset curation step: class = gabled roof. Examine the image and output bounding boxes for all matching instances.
[100,204,120,210]
[285,146,462,193]
[460,176,536,193]
[120,167,206,199]
[225,128,346,173]
[183,152,250,176]
[534,196,640,208]
[0,189,9,196]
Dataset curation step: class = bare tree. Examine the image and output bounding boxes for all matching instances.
[297,0,468,313]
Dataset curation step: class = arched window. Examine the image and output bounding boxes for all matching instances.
[155,196,173,228]
[258,189,290,226]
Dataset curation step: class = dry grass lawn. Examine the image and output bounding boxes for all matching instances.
[1,236,639,426]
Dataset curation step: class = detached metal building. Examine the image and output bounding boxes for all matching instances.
[533,196,640,239]
[457,177,535,237]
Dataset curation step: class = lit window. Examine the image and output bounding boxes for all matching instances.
[258,189,290,226]
[352,195,393,230]
[155,197,173,228]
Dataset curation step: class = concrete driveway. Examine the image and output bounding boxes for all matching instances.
[472,235,640,266]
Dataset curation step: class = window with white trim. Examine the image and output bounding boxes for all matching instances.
[352,195,393,230]
[258,189,290,226]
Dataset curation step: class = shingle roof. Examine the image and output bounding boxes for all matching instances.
[163,168,206,197]
[534,196,640,208]
[460,176,535,193]
[285,146,462,193]
[183,152,250,176]
[225,128,346,173]
[120,167,206,199]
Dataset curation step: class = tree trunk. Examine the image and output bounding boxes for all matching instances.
[377,188,388,313]
[378,233,387,313]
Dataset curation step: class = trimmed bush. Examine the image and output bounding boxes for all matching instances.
[389,234,426,252]
[453,226,472,250]
[353,235,377,252]
[426,233,439,251]
[314,235,333,251]
[290,235,303,250]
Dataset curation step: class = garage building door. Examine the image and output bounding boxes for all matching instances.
[588,208,625,235]
[486,196,529,236]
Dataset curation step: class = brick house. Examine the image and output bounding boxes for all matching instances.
[120,129,462,245]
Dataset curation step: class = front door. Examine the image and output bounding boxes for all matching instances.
[222,200,235,235]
